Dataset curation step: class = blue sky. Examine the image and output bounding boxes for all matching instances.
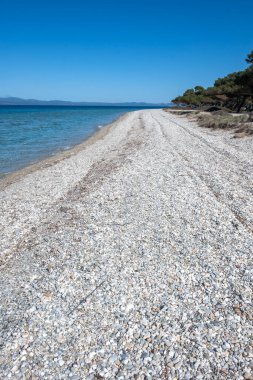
[0,0,252,102]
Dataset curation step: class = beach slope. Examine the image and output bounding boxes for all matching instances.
[0,109,252,379]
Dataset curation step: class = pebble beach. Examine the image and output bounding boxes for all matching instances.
[0,109,252,379]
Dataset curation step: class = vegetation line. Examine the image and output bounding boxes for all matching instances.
[172,51,253,113]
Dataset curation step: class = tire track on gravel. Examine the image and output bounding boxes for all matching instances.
[161,113,252,176]
[151,113,253,234]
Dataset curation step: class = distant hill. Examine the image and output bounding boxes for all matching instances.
[0,97,172,107]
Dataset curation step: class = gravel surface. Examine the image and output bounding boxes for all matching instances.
[0,109,252,379]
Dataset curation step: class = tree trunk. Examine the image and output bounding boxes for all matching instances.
[236,96,247,113]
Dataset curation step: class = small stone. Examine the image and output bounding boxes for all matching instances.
[244,373,253,380]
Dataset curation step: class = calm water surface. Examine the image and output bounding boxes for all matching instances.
[0,106,157,176]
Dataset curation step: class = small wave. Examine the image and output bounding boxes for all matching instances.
[97,125,103,129]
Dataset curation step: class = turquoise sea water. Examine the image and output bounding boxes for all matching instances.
[0,106,157,177]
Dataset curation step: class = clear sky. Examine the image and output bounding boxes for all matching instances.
[0,0,252,103]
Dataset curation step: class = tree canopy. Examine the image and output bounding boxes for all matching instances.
[172,51,253,112]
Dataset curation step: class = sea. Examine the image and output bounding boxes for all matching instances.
[0,105,160,177]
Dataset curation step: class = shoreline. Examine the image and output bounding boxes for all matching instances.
[0,109,137,263]
[0,109,252,378]
[0,112,128,191]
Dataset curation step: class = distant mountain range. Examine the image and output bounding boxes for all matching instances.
[0,97,171,107]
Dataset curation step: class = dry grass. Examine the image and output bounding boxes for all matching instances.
[195,112,253,137]
[163,108,198,116]
[163,108,253,137]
